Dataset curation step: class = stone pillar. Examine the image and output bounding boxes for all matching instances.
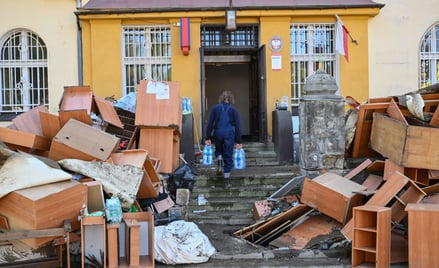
[299,69,345,177]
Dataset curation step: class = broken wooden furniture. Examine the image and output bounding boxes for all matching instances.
[301,173,367,225]
[0,220,72,268]
[405,203,439,267]
[352,205,391,268]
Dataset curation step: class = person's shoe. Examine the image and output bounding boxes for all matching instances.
[224,178,232,188]
[216,157,223,176]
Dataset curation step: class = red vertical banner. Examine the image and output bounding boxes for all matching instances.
[180,18,190,55]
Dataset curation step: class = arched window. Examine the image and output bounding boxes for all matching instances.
[420,23,439,88]
[0,29,48,115]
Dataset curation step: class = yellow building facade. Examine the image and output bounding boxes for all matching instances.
[77,3,382,141]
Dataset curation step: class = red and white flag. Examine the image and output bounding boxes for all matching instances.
[336,15,349,62]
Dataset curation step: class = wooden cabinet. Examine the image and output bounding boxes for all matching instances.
[352,205,391,268]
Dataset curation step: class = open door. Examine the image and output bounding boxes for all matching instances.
[257,45,268,142]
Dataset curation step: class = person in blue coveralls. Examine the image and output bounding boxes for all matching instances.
[205,90,243,188]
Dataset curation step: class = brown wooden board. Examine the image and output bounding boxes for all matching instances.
[59,110,91,127]
[60,86,93,114]
[0,127,50,151]
[135,80,182,131]
[93,95,124,129]
[48,119,119,161]
[351,103,388,158]
[386,98,408,124]
[11,105,48,136]
[39,111,61,140]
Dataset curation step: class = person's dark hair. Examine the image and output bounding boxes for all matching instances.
[218,90,235,104]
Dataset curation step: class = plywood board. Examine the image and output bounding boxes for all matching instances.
[135,80,182,130]
[0,127,50,151]
[93,95,124,129]
[60,86,93,114]
[49,119,119,161]
[39,111,61,140]
[59,110,91,127]
[11,105,48,136]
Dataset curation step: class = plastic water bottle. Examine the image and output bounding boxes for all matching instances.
[203,145,213,165]
[182,97,188,114]
[105,196,122,223]
[187,97,192,113]
[234,148,246,169]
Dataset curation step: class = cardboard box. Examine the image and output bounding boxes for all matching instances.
[301,173,366,224]
[49,118,120,161]
[370,112,439,170]
[0,180,86,249]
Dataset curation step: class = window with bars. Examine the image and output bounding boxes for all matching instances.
[290,23,337,106]
[201,25,259,48]
[0,29,48,114]
[420,23,439,88]
[122,25,172,95]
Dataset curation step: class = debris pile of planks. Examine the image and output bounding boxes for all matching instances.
[235,91,439,267]
[0,81,182,267]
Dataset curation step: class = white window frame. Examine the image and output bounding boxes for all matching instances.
[419,23,439,88]
[0,29,48,113]
[122,25,172,95]
[290,23,339,107]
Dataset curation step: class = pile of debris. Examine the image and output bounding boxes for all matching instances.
[0,81,193,267]
[234,90,439,267]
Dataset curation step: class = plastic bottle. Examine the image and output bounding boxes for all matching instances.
[275,99,279,109]
[203,145,213,165]
[105,196,122,223]
[182,97,188,114]
[187,97,192,113]
[234,148,246,169]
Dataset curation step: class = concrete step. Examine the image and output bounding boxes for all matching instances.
[187,164,302,225]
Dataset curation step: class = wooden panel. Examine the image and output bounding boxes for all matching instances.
[107,223,120,268]
[60,86,93,114]
[406,203,439,267]
[81,216,106,268]
[135,80,182,130]
[301,173,366,224]
[12,105,48,136]
[405,168,430,186]
[39,111,61,139]
[351,103,388,157]
[0,127,50,151]
[390,180,426,223]
[386,98,408,124]
[93,95,124,129]
[430,106,439,126]
[404,124,439,170]
[49,119,119,161]
[383,159,404,181]
[59,110,91,127]
[344,158,372,180]
[125,219,140,266]
[138,127,180,173]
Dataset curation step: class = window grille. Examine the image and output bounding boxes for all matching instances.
[122,25,171,95]
[290,23,336,106]
[201,25,259,48]
[0,29,48,113]
[419,24,439,88]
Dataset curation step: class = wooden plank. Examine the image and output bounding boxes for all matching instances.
[366,160,385,175]
[404,124,439,169]
[344,158,372,180]
[135,80,182,130]
[351,103,388,157]
[11,105,48,136]
[430,105,439,126]
[93,95,124,129]
[404,168,430,186]
[39,111,61,140]
[125,219,140,266]
[0,127,50,151]
[59,110,91,127]
[383,158,404,181]
[60,86,93,114]
[390,180,426,223]
[361,174,383,192]
[406,203,439,267]
[386,98,408,124]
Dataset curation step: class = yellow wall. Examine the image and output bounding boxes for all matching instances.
[0,0,79,114]
[78,7,380,138]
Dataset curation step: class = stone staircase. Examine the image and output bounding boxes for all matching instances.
[187,142,302,226]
